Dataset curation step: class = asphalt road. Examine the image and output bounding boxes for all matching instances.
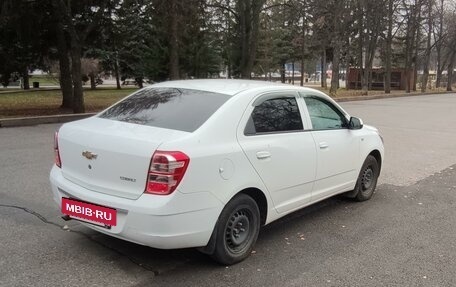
[1,93,456,287]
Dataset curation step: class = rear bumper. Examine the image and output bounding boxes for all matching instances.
[50,166,223,249]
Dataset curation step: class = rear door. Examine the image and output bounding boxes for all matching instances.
[237,92,317,214]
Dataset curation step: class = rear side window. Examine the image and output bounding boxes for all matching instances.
[99,88,230,132]
[245,97,303,135]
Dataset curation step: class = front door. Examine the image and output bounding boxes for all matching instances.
[302,96,360,200]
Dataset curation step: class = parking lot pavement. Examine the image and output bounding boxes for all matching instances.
[339,94,456,186]
[1,93,455,286]
[149,165,456,287]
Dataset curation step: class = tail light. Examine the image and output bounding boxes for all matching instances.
[54,131,62,168]
[145,151,190,195]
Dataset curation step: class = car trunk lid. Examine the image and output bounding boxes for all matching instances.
[58,117,189,199]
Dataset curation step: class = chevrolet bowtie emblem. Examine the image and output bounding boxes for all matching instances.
[82,151,98,160]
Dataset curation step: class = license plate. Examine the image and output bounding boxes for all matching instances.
[61,198,117,227]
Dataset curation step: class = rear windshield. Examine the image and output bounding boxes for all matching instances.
[99,87,231,132]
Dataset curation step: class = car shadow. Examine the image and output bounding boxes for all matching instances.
[70,187,384,278]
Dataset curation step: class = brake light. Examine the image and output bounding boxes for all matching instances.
[54,131,62,168]
[145,151,190,195]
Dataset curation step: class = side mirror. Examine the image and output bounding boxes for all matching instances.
[348,116,363,130]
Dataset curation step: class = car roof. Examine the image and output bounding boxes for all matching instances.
[150,79,291,96]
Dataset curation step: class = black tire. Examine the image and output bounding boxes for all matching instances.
[349,155,379,202]
[210,194,260,265]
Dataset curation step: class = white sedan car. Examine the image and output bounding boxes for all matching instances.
[50,79,384,265]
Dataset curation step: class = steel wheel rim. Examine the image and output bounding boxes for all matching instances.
[361,166,374,190]
[225,209,252,253]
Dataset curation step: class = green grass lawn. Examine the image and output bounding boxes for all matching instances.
[28,75,60,86]
[0,84,452,118]
[0,88,138,118]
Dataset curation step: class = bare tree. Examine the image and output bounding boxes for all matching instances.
[434,0,445,88]
[288,0,310,86]
[402,0,423,93]
[384,0,396,93]
[329,1,349,95]
[358,0,386,95]
[421,0,433,92]
[310,0,331,89]
[444,5,456,91]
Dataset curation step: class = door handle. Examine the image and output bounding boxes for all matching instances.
[319,142,329,149]
[256,151,271,159]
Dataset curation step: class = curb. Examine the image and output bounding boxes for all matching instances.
[0,113,96,128]
[334,91,455,102]
[0,88,61,94]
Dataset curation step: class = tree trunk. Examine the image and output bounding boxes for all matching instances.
[412,8,421,92]
[404,28,411,93]
[435,0,444,89]
[367,70,371,91]
[89,73,96,90]
[447,52,455,92]
[169,0,180,80]
[361,57,369,95]
[280,61,285,83]
[239,0,264,79]
[135,77,144,88]
[408,1,421,93]
[357,0,364,92]
[70,43,85,113]
[385,0,393,94]
[300,10,306,87]
[436,51,442,88]
[114,57,121,89]
[330,2,343,95]
[330,43,341,95]
[362,44,376,95]
[321,48,327,88]
[58,53,73,108]
[54,0,106,113]
[404,2,415,94]
[239,0,248,78]
[345,66,350,90]
[291,61,295,85]
[55,2,73,109]
[245,0,262,79]
[421,0,432,92]
[404,62,410,93]
[22,67,30,90]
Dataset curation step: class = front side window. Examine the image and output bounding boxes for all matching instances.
[304,97,347,130]
[99,88,230,132]
[245,97,303,135]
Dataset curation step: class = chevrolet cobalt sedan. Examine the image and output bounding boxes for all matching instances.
[50,79,384,265]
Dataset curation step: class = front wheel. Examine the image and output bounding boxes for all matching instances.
[348,155,380,201]
[210,194,260,265]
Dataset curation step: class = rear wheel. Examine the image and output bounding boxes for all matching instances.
[347,155,379,201]
[210,194,260,265]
